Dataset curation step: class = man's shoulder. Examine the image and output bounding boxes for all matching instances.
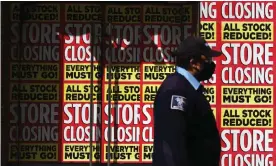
[154,73,197,110]
[159,73,195,94]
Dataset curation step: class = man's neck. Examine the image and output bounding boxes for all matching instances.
[187,68,199,80]
[176,66,201,90]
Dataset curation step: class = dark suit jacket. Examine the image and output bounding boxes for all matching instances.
[152,72,221,166]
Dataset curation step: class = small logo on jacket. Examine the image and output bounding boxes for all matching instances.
[171,95,186,111]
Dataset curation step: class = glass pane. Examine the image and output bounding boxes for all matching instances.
[3,2,200,166]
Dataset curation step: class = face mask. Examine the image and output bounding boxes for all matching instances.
[197,61,216,81]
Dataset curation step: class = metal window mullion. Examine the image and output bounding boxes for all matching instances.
[89,22,95,166]
[107,22,112,166]
[16,3,26,166]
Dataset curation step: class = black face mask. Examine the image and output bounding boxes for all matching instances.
[197,61,216,81]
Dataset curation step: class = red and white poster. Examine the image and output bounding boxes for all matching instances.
[8,3,61,162]
[62,4,102,162]
[200,2,275,166]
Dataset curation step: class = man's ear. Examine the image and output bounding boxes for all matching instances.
[189,58,197,69]
[190,58,196,64]
[190,58,202,70]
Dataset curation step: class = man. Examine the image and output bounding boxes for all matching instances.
[152,36,223,166]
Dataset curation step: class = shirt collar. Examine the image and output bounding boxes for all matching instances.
[176,66,201,90]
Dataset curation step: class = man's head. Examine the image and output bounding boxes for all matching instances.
[172,36,223,81]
